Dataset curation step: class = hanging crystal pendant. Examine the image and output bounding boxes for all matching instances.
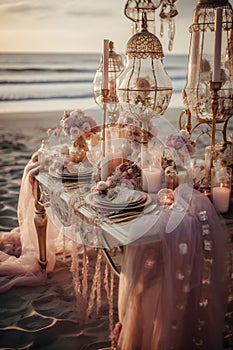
[160,18,164,37]
[123,0,178,51]
[159,0,178,51]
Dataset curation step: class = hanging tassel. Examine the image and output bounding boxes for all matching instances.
[87,249,102,317]
[70,242,90,326]
[70,241,82,312]
[81,246,89,325]
[104,261,115,332]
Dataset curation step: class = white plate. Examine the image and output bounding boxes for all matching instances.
[50,167,93,180]
[93,189,147,207]
[85,191,152,211]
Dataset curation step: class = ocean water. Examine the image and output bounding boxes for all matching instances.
[0,52,188,114]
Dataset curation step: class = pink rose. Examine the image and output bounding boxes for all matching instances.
[70,126,82,140]
[135,77,151,90]
[106,177,117,188]
[85,115,97,129]
[82,122,91,134]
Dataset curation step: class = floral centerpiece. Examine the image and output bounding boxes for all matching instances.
[164,130,196,166]
[61,109,98,140]
[95,160,142,197]
[117,114,158,143]
[60,109,99,162]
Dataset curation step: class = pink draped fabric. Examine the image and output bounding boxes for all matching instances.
[117,185,229,350]
[0,157,63,293]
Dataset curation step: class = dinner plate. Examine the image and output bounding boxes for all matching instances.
[93,189,147,208]
[50,166,93,180]
[63,167,93,177]
[85,191,152,211]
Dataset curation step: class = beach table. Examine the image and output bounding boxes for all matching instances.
[33,170,232,349]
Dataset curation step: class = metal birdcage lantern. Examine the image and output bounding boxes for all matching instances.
[183,0,233,126]
[93,41,124,109]
[117,11,172,122]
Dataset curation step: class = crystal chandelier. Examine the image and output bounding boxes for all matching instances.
[124,0,178,51]
[117,12,172,122]
[183,0,233,124]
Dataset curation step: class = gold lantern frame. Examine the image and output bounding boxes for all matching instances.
[179,0,233,155]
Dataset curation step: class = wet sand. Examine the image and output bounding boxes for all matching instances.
[0,110,118,350]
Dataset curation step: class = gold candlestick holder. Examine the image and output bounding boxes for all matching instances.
[209,81,222,176]
[101,88,111,104]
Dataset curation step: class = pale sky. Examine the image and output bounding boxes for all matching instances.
[0,0,229,55]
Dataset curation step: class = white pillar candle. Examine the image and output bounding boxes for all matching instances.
[103,39,109,89]
[213,7,223,82]
[108,148,123,176]
[142,167,161,193]
[212,184,230,213]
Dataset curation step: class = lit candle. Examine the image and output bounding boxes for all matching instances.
[212,183,230,213]
[142,167,161,193]
[107,147,123,176]
[157,188,174,206]
[213,7,223,82]
[103,39,109,90]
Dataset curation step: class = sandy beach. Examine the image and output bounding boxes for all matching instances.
[0,107,233,349]
[0,108,120,350]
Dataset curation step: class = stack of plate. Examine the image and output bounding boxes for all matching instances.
[62,167,93,182]
[85,188,151,211]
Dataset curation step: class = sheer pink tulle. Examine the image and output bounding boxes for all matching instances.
[0,159,63,293]
[116,185,230,350]
[0,158,116,331]
[0,158,230,349]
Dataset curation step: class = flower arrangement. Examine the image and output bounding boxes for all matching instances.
[117,114,158,143]
[61,109,98,141]
[96,160,142,196]
[114,161,141,187]
[51,109,100,163]
[165,130,196,157]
